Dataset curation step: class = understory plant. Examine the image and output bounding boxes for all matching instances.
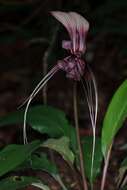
[0,11,127,190]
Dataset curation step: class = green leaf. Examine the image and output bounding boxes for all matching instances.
[0,105,70,138]
[19,153,58,175]
[31,154,58,174]
[0,140,40,177]
[42,137,75,164]
[82,137,103,182]
[102,80,127,156]
[0,176,38,190]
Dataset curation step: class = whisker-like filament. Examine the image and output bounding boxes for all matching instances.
[88,67,98,126]
[85,70,98,126]
[80,67,98,190]
[23,65,59,144]
[89,80,95,121]
[19,66,58,109]
[85,79,94,124]
[86,78,96,189]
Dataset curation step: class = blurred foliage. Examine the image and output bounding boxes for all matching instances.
[0,176,38,190]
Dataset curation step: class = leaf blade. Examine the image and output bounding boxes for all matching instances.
[0,105,70,138]
[0,176,38,190]
[42,136,75,164]
[0,140,40,177]
[102,80,127,156]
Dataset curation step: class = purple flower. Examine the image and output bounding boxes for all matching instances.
[51,11,89,81]
[22,13,98,190]
[23,12,92,145]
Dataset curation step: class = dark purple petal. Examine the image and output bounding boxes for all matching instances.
[69,12,89,53]
[51,11,75,38]
[57,56,85,81]
[51,11,89,54]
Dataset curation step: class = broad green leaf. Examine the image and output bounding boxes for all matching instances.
[0,105,70,138]
[102,80,127,156]
[18,153,58,175]
[42,137,74,164]
[30,154,58,174]
[82,137,103,182]
[0,140,40,177]
[0,176,38,190]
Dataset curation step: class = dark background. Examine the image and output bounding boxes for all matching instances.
[0,1,127,189]
[0,0,127,145]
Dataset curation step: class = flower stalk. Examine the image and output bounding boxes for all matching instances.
[73,82,88,190]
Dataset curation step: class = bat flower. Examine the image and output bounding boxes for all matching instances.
[23,12,97,168]
[51,11,89,81]
[23,11,94,143]
[23,12,98,189]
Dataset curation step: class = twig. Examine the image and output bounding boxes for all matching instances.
[73,82,88,190]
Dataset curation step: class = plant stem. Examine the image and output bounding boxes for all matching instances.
[101,143,112,190]
[73,82,88,190]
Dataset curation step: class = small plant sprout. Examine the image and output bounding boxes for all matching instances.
[23,11,98,190]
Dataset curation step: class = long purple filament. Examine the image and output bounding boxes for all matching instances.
[23,65,59,144]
